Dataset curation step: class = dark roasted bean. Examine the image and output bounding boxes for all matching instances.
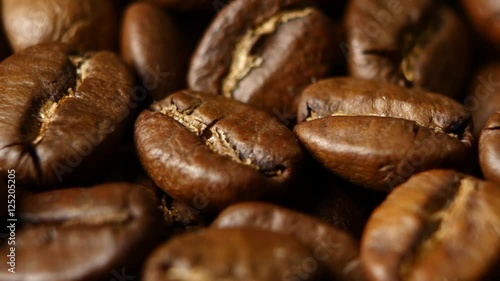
[294,77,472,191]
[188,0,336,118]
[462,0,500,51]
[295,116,470,191]
[143,228,327,281]
[121,2,189,102]
[361,170,500,281]
[345,0,471,98]
[213,202,366,281]
[0,43,134,187]
[479,112,500,185]
[2,0,118,52]
[134,90,303,212]
[0,183,165,281]
[465,62,500,139]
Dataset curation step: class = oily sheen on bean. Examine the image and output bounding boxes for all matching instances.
[479,112,500,185]
[361,170,500,281]
[212,202,365,281]
[294,77,472,191]
[121,2,189,101]
[297,77,473,137]
[462,0,500,51]
[188,0,336,117]
[294,116,469,191]
[134,90,303,212]
[143,228,327,281]
[0,183,165,281]
[345,0,471,98]
[465,62,500,139]
[0,43,134,186]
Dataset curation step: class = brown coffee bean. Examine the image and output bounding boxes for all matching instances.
[361,170,500,281]
[296,78,472,140]
[462,0,500,51]
[294,77,472,190]
[0,183,165,281]
[0,43,135,186]
[465,62,500,139]
[295,116,470,191]
[143,228,327,281]
[188,0,336,118]
[212,202,365,281]
[2,0,118,52]
[121,2,189,102]
[294,77,472,191]
[345,0,471,98]
[479,112,500,185]
[134,90,303,212]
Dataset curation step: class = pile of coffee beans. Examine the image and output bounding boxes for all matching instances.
[0,0,500,280]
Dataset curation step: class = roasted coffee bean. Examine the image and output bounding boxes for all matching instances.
[2,0,118,52]
[479,112,500,185]
[296,78,472,134]
[295,116,470,191]
[294,77,472,190]
[0,183,165,281]
[462,0,500,51]
[134,90,303,212]
[0,43,134,186]
[188,0,336,117]
[143,228,327,281]
[345,0,471,98]
[361,170,500,281]
[465,62,500,139]
[121,2,189,102]
[212,202,365,281]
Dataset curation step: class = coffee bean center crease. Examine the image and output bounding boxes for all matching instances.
[400,177,476,278]
[221,8,314,98]
[157,102,274,174]
[32,55,90,145]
